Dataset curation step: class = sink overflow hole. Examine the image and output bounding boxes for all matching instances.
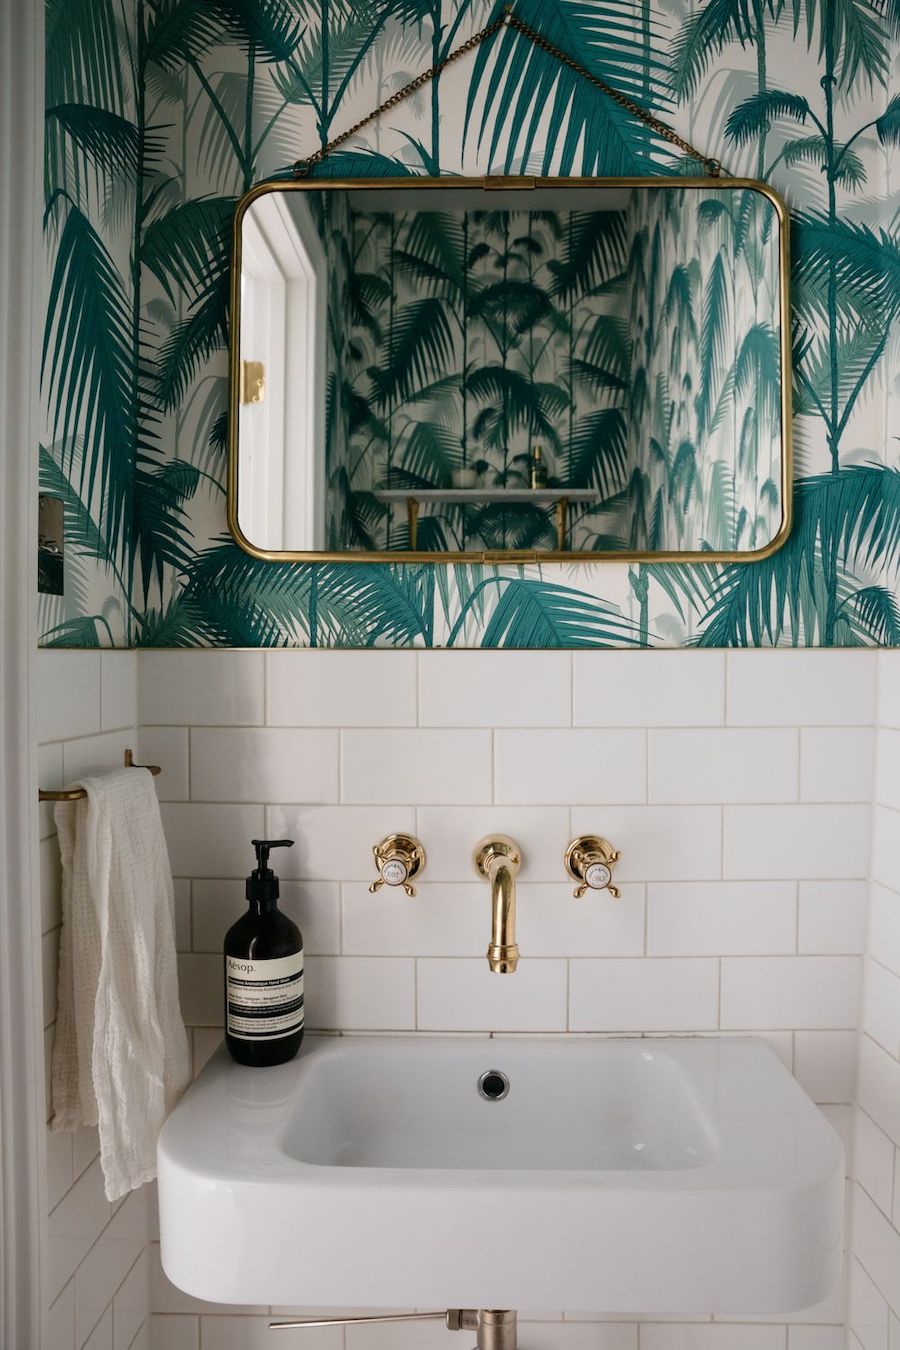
[478,1070,510,1101]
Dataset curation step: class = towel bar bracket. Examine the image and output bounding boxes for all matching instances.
[38,748,161,802]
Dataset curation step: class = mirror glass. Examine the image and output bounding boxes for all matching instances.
[231,179,789,561]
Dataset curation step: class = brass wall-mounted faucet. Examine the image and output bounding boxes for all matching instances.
[473,836,521,974]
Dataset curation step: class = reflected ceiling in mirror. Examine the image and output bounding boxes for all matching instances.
[229,177,791,563]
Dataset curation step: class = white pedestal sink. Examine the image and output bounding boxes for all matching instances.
[158,1034,842,1315]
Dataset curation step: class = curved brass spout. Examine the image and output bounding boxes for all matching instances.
[473,836,522,973]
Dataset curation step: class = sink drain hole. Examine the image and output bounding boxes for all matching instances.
[478,1070,510,1101]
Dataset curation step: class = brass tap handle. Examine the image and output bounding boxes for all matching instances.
[369,833,426,897]
[564,836,621,899]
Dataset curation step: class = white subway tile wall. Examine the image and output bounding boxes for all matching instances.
[38,650,150,1350]
[849,650,900,1350]
[134,649,881,1348]
[38,648,897,1350]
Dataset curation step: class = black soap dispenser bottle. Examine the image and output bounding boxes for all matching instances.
[224,839,304,1067]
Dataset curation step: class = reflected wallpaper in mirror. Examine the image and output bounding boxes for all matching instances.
[233,181,789,560]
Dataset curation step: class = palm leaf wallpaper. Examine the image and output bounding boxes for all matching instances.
[39,0,900,648]
[322,188,783,555]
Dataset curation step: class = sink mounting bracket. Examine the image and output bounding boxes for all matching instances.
[269,1307,517,1350]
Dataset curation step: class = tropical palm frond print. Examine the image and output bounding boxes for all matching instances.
[320,188,784,555]
[39,0,900,648]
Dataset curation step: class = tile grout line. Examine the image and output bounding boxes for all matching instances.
[794,880,800,955]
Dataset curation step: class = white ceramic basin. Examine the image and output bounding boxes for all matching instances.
[158,1034,842,1314]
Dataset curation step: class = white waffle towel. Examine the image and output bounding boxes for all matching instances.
[50,766,191,1201]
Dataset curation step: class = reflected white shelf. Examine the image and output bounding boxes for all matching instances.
[373,488,599,503]
[373,488,599,549]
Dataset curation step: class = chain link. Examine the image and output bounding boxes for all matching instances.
[293,4,722,179]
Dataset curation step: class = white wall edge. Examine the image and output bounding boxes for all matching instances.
[0,0,48,1342]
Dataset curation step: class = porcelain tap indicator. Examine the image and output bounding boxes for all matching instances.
[380,858,409,887]
[584,861,612,890]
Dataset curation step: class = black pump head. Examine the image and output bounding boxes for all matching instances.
[248,838,293,901]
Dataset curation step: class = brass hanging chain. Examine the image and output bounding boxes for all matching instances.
[293,4,723,179]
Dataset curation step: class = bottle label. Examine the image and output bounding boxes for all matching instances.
[226,951,304,1041]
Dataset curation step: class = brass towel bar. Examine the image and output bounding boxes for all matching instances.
[39,748,161,802]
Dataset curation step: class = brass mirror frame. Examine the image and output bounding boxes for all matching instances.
[227,175,792,565]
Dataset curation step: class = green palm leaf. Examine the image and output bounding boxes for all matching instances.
[705,459,737,550]
[664,264,698,342]
[670,440,699,513]
[643,561,719,623]
[844,586,900,644]
[467,503,555,551]
[735,323,781,421]
[147,0,303,71]
[142,197,234,303]
[698,466,900,645]
[272,4,391,110]
[670,0,763,98]
[876,94,900,145]
[792,0,889,89]
[139,596,223,646]
[156,281,229,409]
[399,212,467,292]
[46,0,123,111]
[301,151,419,178]
[213,0,304,59]
[580,313,632,384]
[46,105,140,181]
[792,212,900,326]
[724,89,810,144]
[697,250,730,437]
[792,324,884,417]
[42,615,112,648]
[188,376,231,472]
[345,265,390,338]
[569,358,629,395]
[781,135,865,188]
[471,277,560,341]
[183,542,436,646]
[133,458,200,604]
[567,408,627,495]
[368,298,455,405]
[468,366,568,452]
[193,71,254,192]
[146,0,231,71]
[42,201,134,556]
[391,248,464,296]
[414,516,456,553]
[463,0,670,176]
[448,577,641,648]
[547,211,628,299]
[399,421,461,486]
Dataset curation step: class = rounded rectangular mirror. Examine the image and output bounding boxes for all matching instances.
[229,176,791,563]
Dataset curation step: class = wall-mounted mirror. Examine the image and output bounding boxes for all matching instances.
[229,176,791,563]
